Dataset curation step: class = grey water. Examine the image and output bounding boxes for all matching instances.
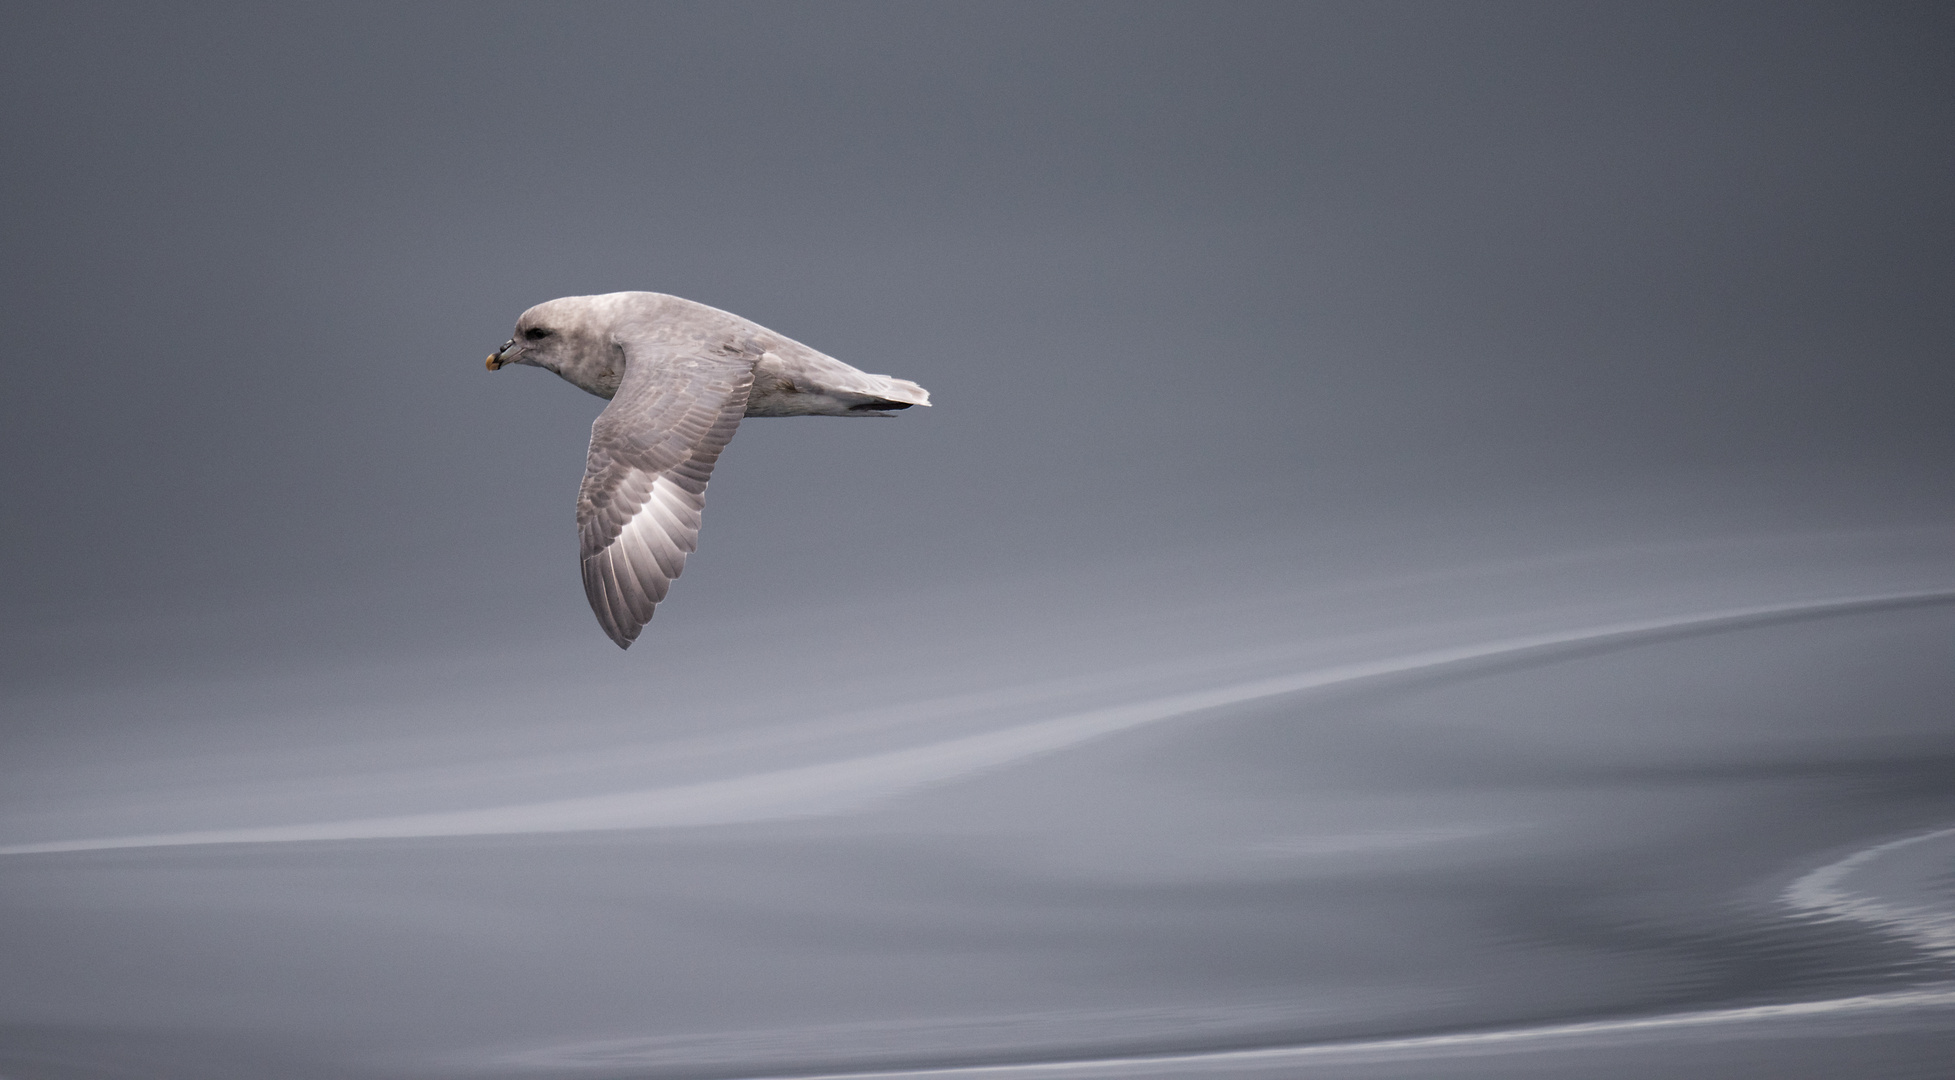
[4,525,1954,1079]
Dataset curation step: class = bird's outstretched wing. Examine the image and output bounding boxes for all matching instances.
[577,339,756,647]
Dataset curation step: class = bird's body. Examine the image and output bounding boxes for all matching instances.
[487,292,929,647]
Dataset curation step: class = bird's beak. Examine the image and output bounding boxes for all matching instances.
[486,338,519,371]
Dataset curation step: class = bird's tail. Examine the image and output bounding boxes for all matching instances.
[845,376,931,412]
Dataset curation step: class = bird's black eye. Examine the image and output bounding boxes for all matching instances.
[524,327,553,341]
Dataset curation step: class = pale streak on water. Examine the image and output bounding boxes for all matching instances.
[2,524,1953,1078]
[3,590,1950,857]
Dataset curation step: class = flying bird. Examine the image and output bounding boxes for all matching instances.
[487,292,930,648]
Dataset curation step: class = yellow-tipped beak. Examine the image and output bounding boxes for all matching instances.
[486,337,518,371]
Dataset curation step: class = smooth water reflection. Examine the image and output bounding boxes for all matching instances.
[2,527,1953,1079]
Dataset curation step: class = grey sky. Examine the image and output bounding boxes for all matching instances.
[4,2,1950,672]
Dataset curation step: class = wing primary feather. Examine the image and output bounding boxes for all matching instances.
[596,550,647,643]
[620,520,679,596]
[581,555,629,648]
[609,542,658,623]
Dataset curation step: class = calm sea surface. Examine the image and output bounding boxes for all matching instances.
[4,526,1953,1079]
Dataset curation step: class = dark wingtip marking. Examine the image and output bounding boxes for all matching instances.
[611,605,651,649]
[849,400,914,411]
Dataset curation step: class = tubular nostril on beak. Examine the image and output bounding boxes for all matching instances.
[486,338,521,371]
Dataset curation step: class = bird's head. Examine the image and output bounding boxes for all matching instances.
[486,296,628,398]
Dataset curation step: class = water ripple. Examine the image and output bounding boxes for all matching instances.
[6,587,1952,857]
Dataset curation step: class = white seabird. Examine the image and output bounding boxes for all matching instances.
[487,292,930,648]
